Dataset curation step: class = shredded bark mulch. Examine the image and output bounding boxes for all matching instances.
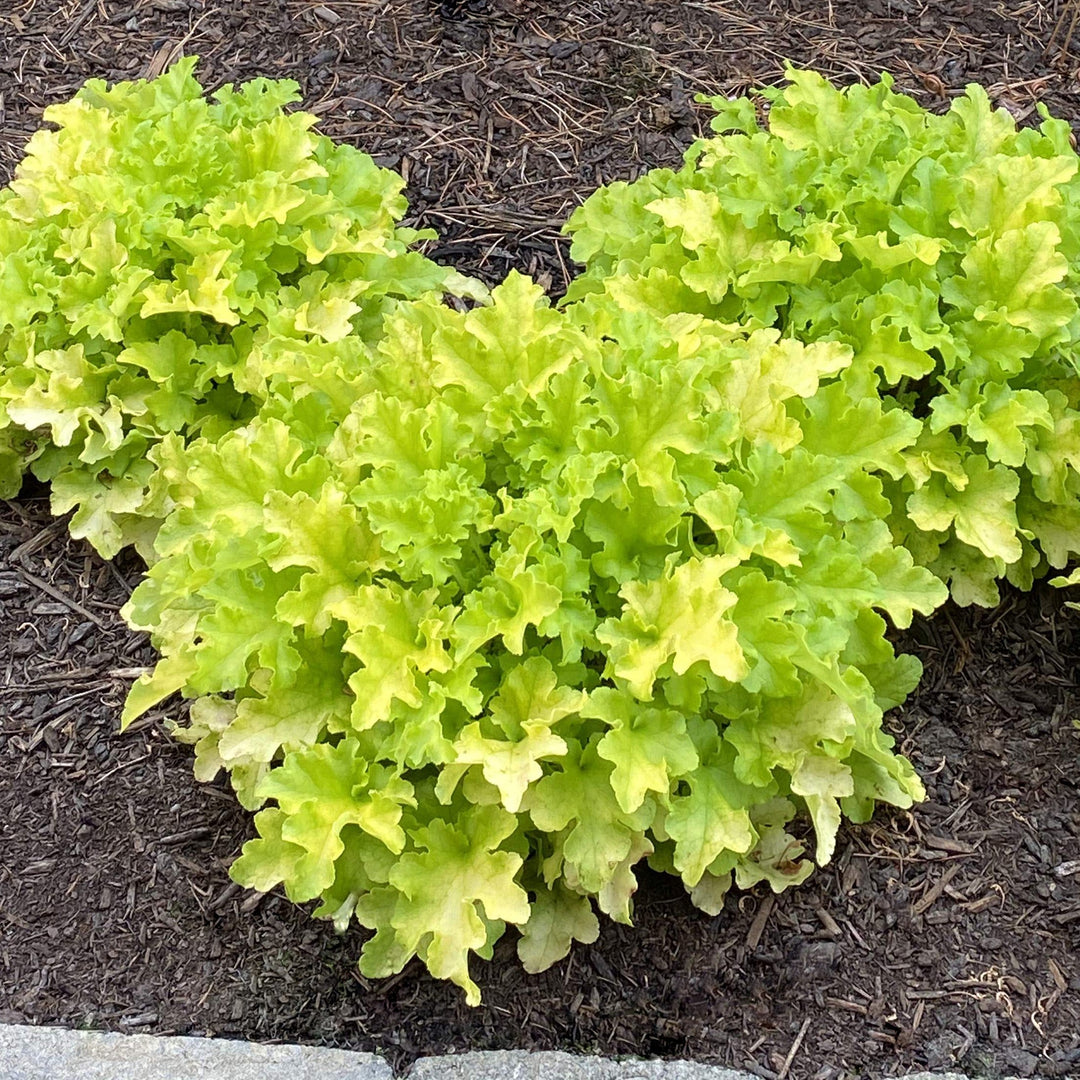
[1,3,1079,1079]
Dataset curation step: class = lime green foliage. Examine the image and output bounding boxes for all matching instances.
[0,58,478,556]
[1052,566,1080,610]
[7,64,1078,1006]
[124,273,944,1002]
[564,68,1080,605]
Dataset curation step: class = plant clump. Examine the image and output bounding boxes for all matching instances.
[2,63,1078,1004]
[0,57,478,557]
[565,68,1080,606]
[123,272,945,1003]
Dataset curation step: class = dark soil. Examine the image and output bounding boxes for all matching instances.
[1,2,1079,1079]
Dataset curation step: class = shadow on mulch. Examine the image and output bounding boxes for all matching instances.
[1,2,1080,1078]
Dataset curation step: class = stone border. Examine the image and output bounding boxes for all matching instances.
[0,1024,387,1080]
[0,1024,997,1080]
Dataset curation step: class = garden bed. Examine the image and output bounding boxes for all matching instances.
[1,2,1079,1078]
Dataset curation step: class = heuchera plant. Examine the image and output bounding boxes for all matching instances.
[0,57,479,557]
[564,69,1080,606]
[122,273,946,1003]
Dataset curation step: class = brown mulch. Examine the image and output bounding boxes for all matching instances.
[1,2,1079,1079]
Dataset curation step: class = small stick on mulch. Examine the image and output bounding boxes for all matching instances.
[15,566,107,629]
[911,862,963,916]
[776,1018,812,1080]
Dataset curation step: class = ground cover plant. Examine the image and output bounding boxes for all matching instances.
[122,271,946,1003]
[564,67,1080,608]
[0,56,1077,1014]
[0,57,479,559]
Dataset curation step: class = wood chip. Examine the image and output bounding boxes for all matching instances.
[240,890,269,915]
[110,667,152,680]
[22,858,58,876]
[313,4,341,22]
[912,999,926,1034]
[119,1010,159,1026]
[1052,858,1080,878]
[826,996,868,1015]
[8,519,67,563]
[143,41,183,81]
[923,833,976,855]
[840,916,870,950]
[156,826,212,847]
[814,906,842,938]
[746,893,774,950]
[912,862,962,915]
[210,882,242,912]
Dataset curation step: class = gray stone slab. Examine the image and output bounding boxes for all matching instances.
[0,1024,392,1080]
[407,1050,765,1080]
[406,1055,1002,1080]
